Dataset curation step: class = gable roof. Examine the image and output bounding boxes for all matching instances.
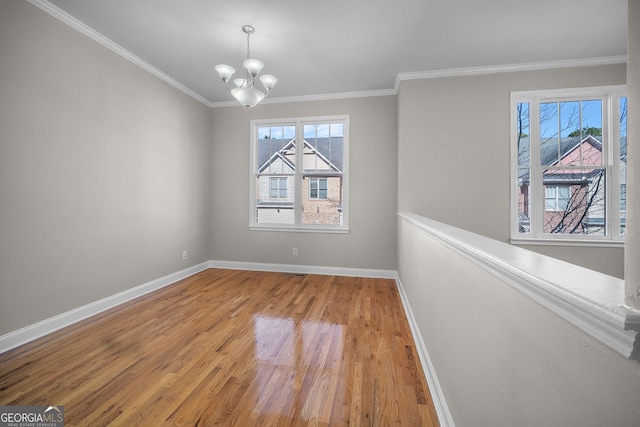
[544,134,602,167]
[517,134,618,184]
[258,137,343,174]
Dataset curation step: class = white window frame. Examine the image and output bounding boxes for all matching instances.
[249,115,349,233]
[510,85,626,246]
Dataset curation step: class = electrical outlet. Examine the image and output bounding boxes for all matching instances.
[292,248,298,256]
[182,250,187,260]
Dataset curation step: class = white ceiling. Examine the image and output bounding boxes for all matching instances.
[41,0,628,106]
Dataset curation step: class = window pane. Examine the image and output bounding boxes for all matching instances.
[279,178,287,198]
[542,168,606,235]
[542,100,603,167]
[540,102,559,166]
[302,176,342,225]
[517,168,530,234]
[319,178,328,199]
[330,123,344,137]
[517,102,530,169]
[582,100,603,138]
[560,101,581,137]
[560,101,581,167]
[256,125,295,225]
[302,123,343,226]
[516,102,531,235]
[257,126,296,174]
[545,186,558,211]
[571,100,603,166]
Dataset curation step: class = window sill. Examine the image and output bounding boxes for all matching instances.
[249,225,350,234]
[511,236,625,248]
[400,212,640,358]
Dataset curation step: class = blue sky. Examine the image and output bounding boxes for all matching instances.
[540,99,602,138]
[258,123,344,140]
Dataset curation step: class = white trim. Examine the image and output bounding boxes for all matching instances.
[395,56,627,92]
[208,260,396,279]
[0,260,396,353]
[399,212,640,358]
[511,237,624,248]
[26,0,211,107]
[394,273,455,427]
[210,89,397,108]
[0,262,210,354]
[248,225,350,234]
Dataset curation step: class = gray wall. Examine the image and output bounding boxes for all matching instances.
[0,1,212,335]
[398,64,627,277]
[210,96,398,270]
[397,217,640,427]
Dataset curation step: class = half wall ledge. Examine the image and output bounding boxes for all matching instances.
[398,212,640,359]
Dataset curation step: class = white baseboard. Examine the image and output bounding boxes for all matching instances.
[394,273,455,427]
[0,261,393,354]
[0,262,211,354]
[208,259,397,279]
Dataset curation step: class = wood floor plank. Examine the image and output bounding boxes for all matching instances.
[0,269,439,426]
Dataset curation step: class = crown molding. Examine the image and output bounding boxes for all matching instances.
[209,88,397,108]
[27,0,211,107]
[395,56,628,91]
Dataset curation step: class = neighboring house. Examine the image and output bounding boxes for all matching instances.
[256,137,343,225]
[518,134,625,234]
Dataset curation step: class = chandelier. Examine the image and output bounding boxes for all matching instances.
[215,25,277,108]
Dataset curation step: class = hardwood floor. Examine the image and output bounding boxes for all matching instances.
[0,269,439,426]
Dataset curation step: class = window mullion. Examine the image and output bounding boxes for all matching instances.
[608,94,621,239]
[530,96,543,237]
[294,121,303,226]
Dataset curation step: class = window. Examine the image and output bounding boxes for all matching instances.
[309,178,328,199]
[545,186,571,211]
[511,86,626,244]
[269,177,287,199]
[250,115,349,232]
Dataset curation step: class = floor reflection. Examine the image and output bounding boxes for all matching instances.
[252,315,345,422]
